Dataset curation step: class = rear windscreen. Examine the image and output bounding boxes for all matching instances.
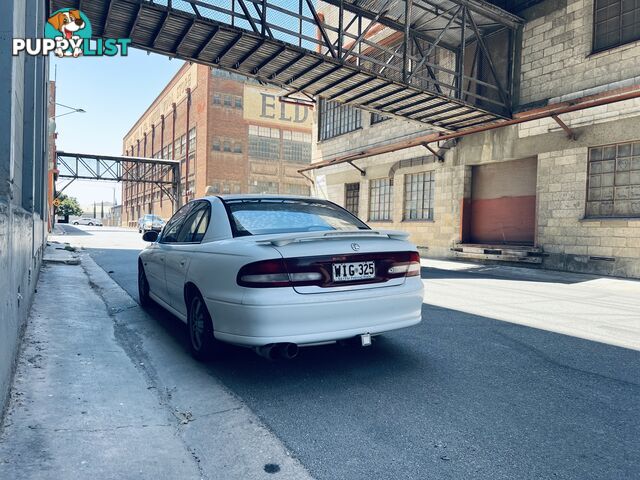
[224,199,369,236]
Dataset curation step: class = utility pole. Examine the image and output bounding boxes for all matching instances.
[101,201,104,219]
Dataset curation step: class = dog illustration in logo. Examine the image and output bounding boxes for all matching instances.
[47,9,86,57]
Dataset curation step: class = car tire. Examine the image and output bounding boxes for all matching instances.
[187,290,220,361]
[138,263,152,309]
[73,222,79,225]
[88,222,94,226]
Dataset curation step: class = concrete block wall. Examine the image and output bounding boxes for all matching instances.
[518,97,640,138]
[318,144,464,258]
[312,110,429,165]
[519,0,640,106]
[310,0,640,277]
[1,0,49,418]
[537,148,640,277]
[316,106,640,277]
[0,203,44,413]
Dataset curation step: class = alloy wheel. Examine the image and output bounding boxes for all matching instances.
[190,296,206,352]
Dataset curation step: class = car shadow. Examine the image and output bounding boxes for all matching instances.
[420,264,607,285]
[56,223,92,236]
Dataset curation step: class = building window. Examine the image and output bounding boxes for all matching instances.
[248,125,280,160]
[188,128,196,152]
[283,130,312,163]
[249,181,279,194]
[318,97,362,141]
[404,171,435,221]
[212,138,221,151]
[224,95,232,107]
[345,182,360,216]
[369,178,393,221]
[593,0,640,53]
[371,112,390,125]
[587,142,640,217]
[233,143,243,154]
[235,96,243,109]
[186,152,195,175]
[213,93,221,105]
[175,135,186,158]
[223,140,231,152]
[222,182,241,194]
[284,183,310,196]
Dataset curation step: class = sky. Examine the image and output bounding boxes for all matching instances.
[51,50,183,207]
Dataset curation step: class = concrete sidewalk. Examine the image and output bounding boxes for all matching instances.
[0,247,313,480]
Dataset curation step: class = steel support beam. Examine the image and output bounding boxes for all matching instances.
[300,86,640,173]
[422,142,444,162]
[551,114,577,140]
[51,0,520,127]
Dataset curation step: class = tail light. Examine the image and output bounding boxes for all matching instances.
[237,259,323,288]
[387,251,421,278]
[237,251,421,288]
[237,259,290,287]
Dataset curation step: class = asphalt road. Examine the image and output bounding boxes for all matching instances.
[58,224,640,480]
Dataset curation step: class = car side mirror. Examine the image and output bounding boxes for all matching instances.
[142,230,159,242]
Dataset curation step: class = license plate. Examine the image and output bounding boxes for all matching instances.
[332,261,375,282]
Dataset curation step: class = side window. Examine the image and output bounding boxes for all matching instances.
[192,207,210,243]
[176,202,211,243]
[160,204,193,243]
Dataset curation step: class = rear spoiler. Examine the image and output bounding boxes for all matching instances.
[253,229,410,247]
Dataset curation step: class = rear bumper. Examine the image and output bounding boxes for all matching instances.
[205,279,424,346]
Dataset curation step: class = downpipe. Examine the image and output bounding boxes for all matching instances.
[255,343,299,360]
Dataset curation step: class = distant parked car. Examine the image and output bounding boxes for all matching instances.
[137,195,424,361]
[73,217,103,226]
[138,214,166,233]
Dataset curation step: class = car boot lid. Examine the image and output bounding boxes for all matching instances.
[251,229,410,247]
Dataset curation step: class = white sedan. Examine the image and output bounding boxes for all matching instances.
[138,195,424,360]
[73,217,103,226]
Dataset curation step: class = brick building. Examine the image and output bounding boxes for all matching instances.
[122,64,312,226]
[310,0,640,278]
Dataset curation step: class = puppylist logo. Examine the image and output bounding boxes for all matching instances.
[12,8,131,58]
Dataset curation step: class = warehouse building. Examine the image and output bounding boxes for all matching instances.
[122,64,313,225]
[309,0,640,278]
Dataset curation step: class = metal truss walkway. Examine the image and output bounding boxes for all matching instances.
[51,0,522,130]
[55,151,182,208]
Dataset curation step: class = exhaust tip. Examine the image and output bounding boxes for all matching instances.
[255,344,278,360]
[255,343,299,360]
[278,342,299,360]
